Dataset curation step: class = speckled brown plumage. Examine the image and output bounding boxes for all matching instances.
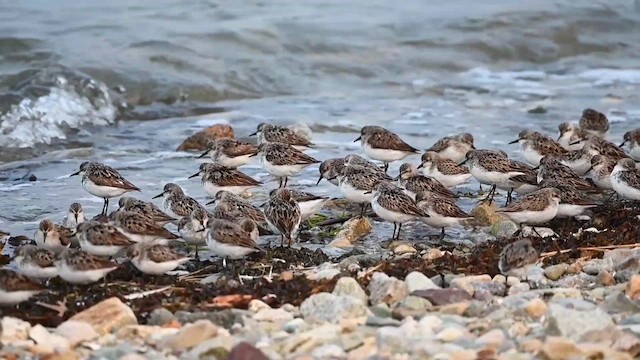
[359,126,418,153]
[58,249,118,271]
[0,269,44,292]
[499,188,562,213]
[580,108,610,134]
[193,163,262,187]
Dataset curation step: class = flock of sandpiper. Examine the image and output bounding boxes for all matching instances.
[1,108,640,306]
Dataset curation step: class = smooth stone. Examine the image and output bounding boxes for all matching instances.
[174,309,243,329]
[147,307,176,326]
[406,271,441,293]
[248,299,271,313]
[369,303,392,318]
[300,292,369,324]
[508,283,531,296]
[418,315,444,334]
[311,344,347,359]
[332,276,368,305]
[164,320,221,351]
[545,302,614,342]
[475,328,505,349]
[55,320,99,347]
[471,203,502,226]
[367,272,408,306]
[473,282,506,300]
[29,324,70,354]
[544,263,568,281]
[436,326,467,342]
[116,325,178,343]
[277,324,340,355]
[393,244,417,255]
[0,317,31,345]
[524,298,548,319]
[413,288,472,306]
[68,297,137,335]
[602,291,640,313]
[283,318,308,333]
[491,220,519,238]
[391,296,433,319]
[329,217,373,247]
[188,335,234,359]
[596,270,616,286]
[626,274,640,300]
[253,308,293,323]
[540,337,583,360]
[366,316,401,327]
[176,124,234,151]
[450,274,492,296]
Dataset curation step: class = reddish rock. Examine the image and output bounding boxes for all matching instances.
[412,288,472,306]
[176,124,235,151]
[228,342,269,360]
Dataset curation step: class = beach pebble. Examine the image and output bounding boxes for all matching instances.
[55,320,99,347]
[0,317,31,345]
[29,324,70,354]
[524,298,548,319]
[147,308,176,326]
[248,299,271,313]
[626,275,640,300]
[188,335,235,359]
[300,293,369,324]
[68,297,137,335]
[475,328,505,349]
[450,274,491,296]
[412,288,472,306]
[544,263,568,281]
[332,276,368,305]
[283,318,308,333]
[116,325,177,343]
[392,296,433,319]
[328,217,373,247]
[545,301,614,341]
[405,271,441,293]
[311,344,346,359]
[367,272,408,305]
[164,320,221,351]
[176,124,234,151]
[253,308,294,323]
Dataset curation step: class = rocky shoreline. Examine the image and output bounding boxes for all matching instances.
[2,202,640,359]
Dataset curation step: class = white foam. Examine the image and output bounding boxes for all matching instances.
[577,69,640,86]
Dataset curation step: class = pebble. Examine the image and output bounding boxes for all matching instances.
[248,299,272,313]
[405,271,441,293]
[366,316,401,327]
[283,318,308,333]
[436,326,467,342]
[0,317,31,345]
[146,307,176,326]
[55,320,99,347]
[508,283,531,295]
[188,335,234,359]
[116,325,178,343]
[68,297,137,335]
[392,296,433,319]
[174,309,242,328]
[253,308,294,323]
[164,320,221,351]
[596,270,616,286]
[29,324,70,354]
[602,291,640,313]
[413,288,472,306]
[311,344,347,359]
[300,292,369,324]
[329,217,373,247]
[393,243,417,255]
[475,328,505,349]
[367,272,408,305]
[545,301,614,342]
[332,276,368,305]
[524,298,548,319]
[626,275,640,300]
[544,263,568,281]
[450,274,491,296]
[176,124,234,151]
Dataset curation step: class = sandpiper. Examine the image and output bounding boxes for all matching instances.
[620,129,640,161]
[425,133,475,164]
[354,125,419,172]
[496,188,562,234]
[509,130,566,166]
[207,190,271,235]
[504,159,539,201]
[251,142,320,188]
[557,122,589,151]
[111,210,180,245]
[579,108,610,138]
[286,189,330,220]
[189,163,262,196]
[539,180,598,218]
[580,137,628,162]
[127,243,190,275]
[418,151,472,188]
[317,158,345,186]
[611,158,640,201]
[416,192,471,239]
[536,156,596,191]
[369,182,426,240]
[55,249,118,284]
[119,197,176,226]
[197,138,258,168]
[552,147,594,175]
[586,155,616,190]
[343,154,386,173]
[396,163,458,199]
[462,149,522,204]
[34,219,72,254]
[12,245,58,280]
[62,203,85,229]
[70,161,140,215]
[0,269,45,305]
[264,188,302,247]
[177,208,209,257]
[333,164,391,217]
[153,183,207,220]
[205,218,262,266]
[250,123,314,150]
[498,239,540,280]
[75,221,136,257]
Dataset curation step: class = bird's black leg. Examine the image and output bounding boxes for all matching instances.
[283,177,288,188]
[280,234,284,247]
[488,185,497,205]
[532,226,542,238]
[391,222,397,240]
[383,162,389,173]
[505,188,513,206]
[440,227,445,240]
[397,223,403,240]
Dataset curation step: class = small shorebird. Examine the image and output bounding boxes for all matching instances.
[119,197,176,226]
[579,108,609,138]
[557,122,589,151]
[496,188,562,236]
[586,155,616,190]
[503,159,539,204]
[536,156,597,191]
[416,192,472,239]
[354,125,419,172]
[288,189,330,220]
[111,211,180,245]
[611,158,640,201]
[153,183,207,220]
[396,163,458,199]
[343,154,385,172]
[539,180,598,218]
[128,244,190,275]
[205,218,262,266]
[264,188,302,247]
[34,219,72,254]
[189,163,262,196]
[70,161,140,215]
[509,130,566,166]
[425,133,475,164]
[418,151,472,188]
[75,221,136,257]
[620,129,640,161]
[250,123,314,150]
[580,137,628,162]
[62,203,85,229]
[552,147,593,175]
[55,249,118,284]
[333,164,391,217]
[462,149,523,204]
[317,158,345,186]
[177,208,209,257]
[499,239,540,281]
[251,142,320,188]
[369,182,426,240]
[0,269,45,305]
[207,190,271,235]
[197,138,257,168]
[12,245,58,280]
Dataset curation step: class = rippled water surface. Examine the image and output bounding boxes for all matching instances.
[1,0,640,247]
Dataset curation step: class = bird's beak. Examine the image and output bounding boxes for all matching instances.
[197,151,209,159]
[569,140,581,145]
[620,141,627,147]
[69,170,80,177]
[206,199,216,205]
[416,163,424,169]
[42,232,47,243]
[258,202,266,208]
[532,165,539,171]
[586,165,594,174]
[315,176,323,186]
[196,228,205,233]
[459,159,467,166]
[470,144,476,150]
[354,136,362,143]
[249,131,258,137]
[74,214,79,223]
[364,190,372,194]
[249,151,259,158]
[393,174,401,181]
[508,139,520,144]
[152,192,165,199]
[188,171,201,179]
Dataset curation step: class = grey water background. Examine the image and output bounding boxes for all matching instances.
[1,0,640,246]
